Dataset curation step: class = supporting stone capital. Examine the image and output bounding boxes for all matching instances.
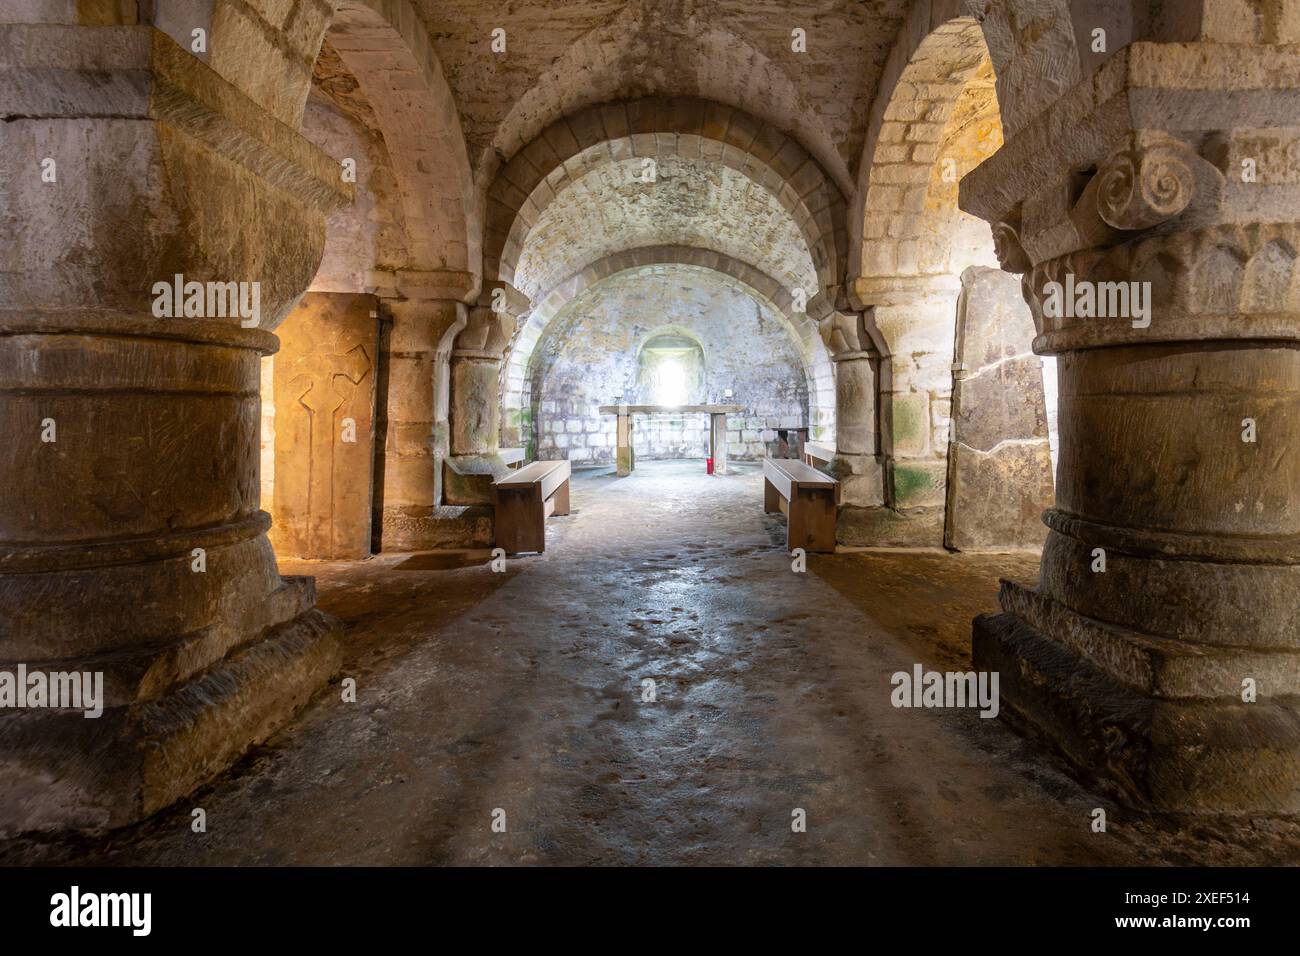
[0,23,350,325]
[960,40,1300,814]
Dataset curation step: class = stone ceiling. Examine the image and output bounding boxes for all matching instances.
[412,0,911,189]
[311,0,912,296]
[511,155,818,302]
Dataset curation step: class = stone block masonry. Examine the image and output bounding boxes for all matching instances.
[525,267,810,464]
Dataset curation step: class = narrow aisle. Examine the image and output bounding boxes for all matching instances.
[9,462,1284,866]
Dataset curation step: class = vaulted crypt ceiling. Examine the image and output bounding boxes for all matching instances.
[510,156,818,303]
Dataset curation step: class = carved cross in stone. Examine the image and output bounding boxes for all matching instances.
[287,344,372,554]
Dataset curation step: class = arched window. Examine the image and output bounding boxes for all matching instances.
[636,331,705,406]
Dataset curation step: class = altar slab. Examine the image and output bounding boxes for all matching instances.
[598,404,744,476]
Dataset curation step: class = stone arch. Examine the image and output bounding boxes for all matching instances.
[485,97,849,299]
[185,1,473,276]
[321,0,476,275]
[840,6,1060,547]
[483,9,853,197]
[853,15,992,284]
[500,246,836,453]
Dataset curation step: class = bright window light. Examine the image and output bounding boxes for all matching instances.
[654,357,688,406]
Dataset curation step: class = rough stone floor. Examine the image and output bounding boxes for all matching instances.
[7,461,1300,865]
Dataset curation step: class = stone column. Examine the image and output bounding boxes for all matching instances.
[374,280,479,551]
[821,310,886,540]
[861,279,960,547]
[961,40,1300,814]
[0,24,348,833]
[444,283,528,505]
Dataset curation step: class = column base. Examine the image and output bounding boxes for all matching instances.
[0,590,341,837]
[974,581,1300,816]
[380,504,494,551]
[836,504,945,547]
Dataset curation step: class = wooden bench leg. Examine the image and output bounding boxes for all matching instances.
[764,477,780,514]
[496,487,547,554]
[551,478,570,516]
[788,487,836,553]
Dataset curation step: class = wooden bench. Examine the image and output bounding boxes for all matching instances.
[803,441,835,468]
[500,447,525,469]
[493,460,571,553]
[763,457,837,553]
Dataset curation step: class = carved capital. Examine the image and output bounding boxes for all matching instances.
[1021,221,1300,353]
[454,282,530,359]
[1093,138,1198,232]
[453,307,516,359]
[821,310,879,360]
[991,217,1032,274]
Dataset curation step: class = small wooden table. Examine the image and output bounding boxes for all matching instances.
[597,404,744,476]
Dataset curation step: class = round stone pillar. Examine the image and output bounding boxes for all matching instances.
[0,24,348,834]
[961,40,1300,814]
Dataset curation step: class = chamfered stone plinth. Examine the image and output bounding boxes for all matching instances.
[0,24,349,834]
[960,40,1300,814]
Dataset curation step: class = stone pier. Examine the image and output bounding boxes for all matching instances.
[376,275,486,551]
[0,24,349,833]
[962,40,1300,814]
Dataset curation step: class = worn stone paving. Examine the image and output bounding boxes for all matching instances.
[7,461,1298,866]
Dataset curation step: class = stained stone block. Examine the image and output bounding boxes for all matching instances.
[889,392,931,458]
[271,292,379,559]
[946,267,1053,550]
[889,459,946,509]
[951,358,1047,450]
[836,504,945,548]
[945,441,1052,551]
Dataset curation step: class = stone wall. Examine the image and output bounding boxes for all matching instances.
[526,267,809,465]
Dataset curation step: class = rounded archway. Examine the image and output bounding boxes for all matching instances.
[846,15,1057,550]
